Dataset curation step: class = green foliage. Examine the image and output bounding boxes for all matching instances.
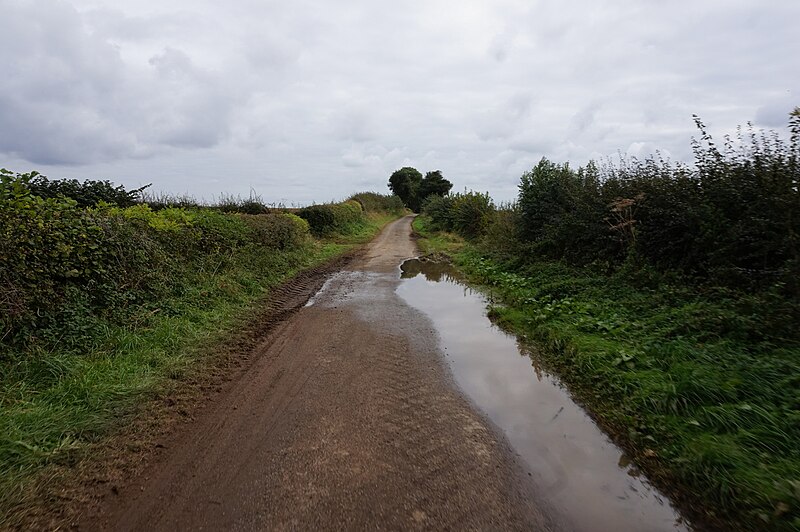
[421,190,495,240]
[449,190,494,239]
[143,190,274,214]
[296,199,369,236]
[214,192,271,215]
[514,112,800,292]
[0,173,313,351]
[456,251,800,530]
[419,170,453,202]
[388,167,423,211]
[412,109,800,530]
[0,175,403,525]
[0,239,326,526]
[480,204,522,260]
[420,195,455,231]
[517,159,608,262]
[1,169,149,208]
[1,178,108,345]
[348,192,405,214]
[411,215,465,255]
[388,167,453,212]
[296,204,337,236]
[141,191,201,211]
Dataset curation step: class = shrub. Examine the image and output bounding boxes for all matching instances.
[511,111,800,291]
[0,169,149,208]
[421,194,455,231]
[297,200,368,236]
[213,192,271,215]
[349,192,405,214]
[142,192,201,211]
[480,204,522,260]
[0,182,183,345]
[421,190,496,240]
[297,204,337,236]
[450,190,495,240]
[240,213,310,250]
[0,180,106,342]
[0,171,314,349]
[517,159,609,263]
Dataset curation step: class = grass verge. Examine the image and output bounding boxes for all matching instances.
[413,216,800,531]
[0,212,396,527]
[411,214,464,255]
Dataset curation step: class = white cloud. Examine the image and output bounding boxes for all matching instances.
[0,0,798,203]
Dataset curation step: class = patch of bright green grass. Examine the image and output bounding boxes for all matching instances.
[411,215,464,255]
[416,236,799,530]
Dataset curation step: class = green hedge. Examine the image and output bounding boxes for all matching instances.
[297,199,366,236]
[348,192,405,214]
[0,175,310,351]
[423,112,800,294]
[240,213,310,250]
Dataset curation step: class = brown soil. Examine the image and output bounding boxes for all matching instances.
[27,216,555,530]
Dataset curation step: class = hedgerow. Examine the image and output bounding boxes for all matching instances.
[297,199,364,236]
[0,175,312,352]
[3,169,149,208]
[424,112,800,294]
[348,192,405,214]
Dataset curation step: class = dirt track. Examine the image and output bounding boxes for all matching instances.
[83,216,553,531]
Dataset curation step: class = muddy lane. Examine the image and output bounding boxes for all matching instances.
[84,216,553,531]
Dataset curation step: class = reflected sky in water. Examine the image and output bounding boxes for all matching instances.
[397,259,688,532]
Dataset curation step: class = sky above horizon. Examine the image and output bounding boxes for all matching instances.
[1,0,798,205]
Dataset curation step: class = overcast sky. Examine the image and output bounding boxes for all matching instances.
[1,0,798,204]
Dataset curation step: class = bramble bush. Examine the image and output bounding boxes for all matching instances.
[241,213,310,250]
[422,190,495,240]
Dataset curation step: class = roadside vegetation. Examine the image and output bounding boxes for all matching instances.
[0,171,403,523]
[412,111,800,530]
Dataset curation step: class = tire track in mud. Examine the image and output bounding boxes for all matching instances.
[7,253,360,531]
[78,216,556,531]
[261,252,360,323]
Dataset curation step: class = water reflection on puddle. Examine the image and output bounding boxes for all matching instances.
[397,259,688,532]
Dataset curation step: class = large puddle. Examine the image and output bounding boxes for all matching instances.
[397,259,689,532]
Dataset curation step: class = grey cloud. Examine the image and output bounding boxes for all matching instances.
[331,104,380,143]
[1,0,798,204]
[755,92,797,128]
[0,0,247,164]
[569,103,601,136]
[83,7,184,42]
[474,93,534,141]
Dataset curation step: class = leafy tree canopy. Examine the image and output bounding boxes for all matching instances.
[387,167,453,212]
[419,170,453,200]
[388,167,422,210]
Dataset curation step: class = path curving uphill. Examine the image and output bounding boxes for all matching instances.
[83,215,553,531]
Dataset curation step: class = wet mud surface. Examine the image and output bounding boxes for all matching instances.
[398,258,689,532]
[80,216,552,531]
